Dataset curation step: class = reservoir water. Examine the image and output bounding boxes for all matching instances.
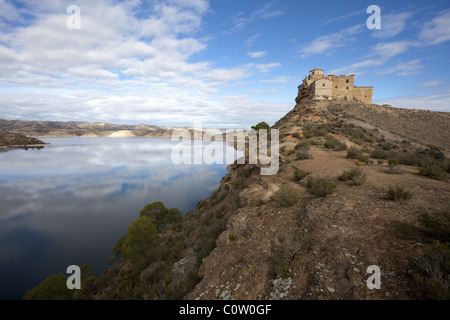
[0,137,239,299]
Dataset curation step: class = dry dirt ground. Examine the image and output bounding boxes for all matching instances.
[188,143,450,300]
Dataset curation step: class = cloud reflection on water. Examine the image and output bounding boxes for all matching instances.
[0,137,239,299]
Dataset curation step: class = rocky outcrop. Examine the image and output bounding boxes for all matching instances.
[0,130,48,148]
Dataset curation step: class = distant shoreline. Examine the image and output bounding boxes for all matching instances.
[0,143,50,149]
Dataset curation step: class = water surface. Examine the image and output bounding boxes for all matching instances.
[0,137,238,299]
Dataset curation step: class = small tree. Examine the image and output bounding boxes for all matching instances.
[251,121,270,131]
[119,216,159,266]
[23,263,96,300]
[140,201,182,232]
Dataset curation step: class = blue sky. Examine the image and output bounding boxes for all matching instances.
[0,0,449,128]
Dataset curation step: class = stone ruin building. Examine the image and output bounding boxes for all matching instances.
[296,68,373,104]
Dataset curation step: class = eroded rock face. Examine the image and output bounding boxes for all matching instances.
[172,254,197,277]
[188,207,274,300]
[238,183,280,206]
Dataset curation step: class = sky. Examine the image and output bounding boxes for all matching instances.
[0,0,449,128]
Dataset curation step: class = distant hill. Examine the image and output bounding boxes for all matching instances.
[0,119,173,138]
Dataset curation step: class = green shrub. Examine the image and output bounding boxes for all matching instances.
[347,146,369,164]
[410,241,450,300]
[418,210,450,243]
[295,147,313,160]
[370,149,388,160]
[306,176,336,197]
[377,160,384,165]
[140,201,182,232]
[386,186,412,201]
[295,140,313,150]
[234,177,247,190]
[23,264,96,300]
[287,149,295,156]
[292,132,301,139]
[117,216,159,266]
[251,121,270,131]
[420,164,448,181]
[323,137,347,151]
[388,158,399,166]
[393,221,423,240]
[196,199,207,209]
[276,185,299,207]
[379,141,395,151]
[387,158,402,174]
[228,233,237,241]
[269,238,290,278]
[298,236,314,253]
[293,169,308,181]
[338,167,366,186]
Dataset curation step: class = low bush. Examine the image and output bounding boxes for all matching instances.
[386,186,412,201]
[293,169,308,182]
[347,146,369,164]
[276,185,299,207]
[420,163,448,182]
[378,141,396,151]
[269,238,290,278]
[306,176,336,197]
[387,158,402,174]
[338,167,366,186]
[323,137,347,151]
[410,241,450,300]
[228,233,237,241]
[418,210,450,243]
[295,140,313,150]
[295,147,313,160]
[388,158,399,166]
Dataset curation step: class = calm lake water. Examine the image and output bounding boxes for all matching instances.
[0,137,239,299]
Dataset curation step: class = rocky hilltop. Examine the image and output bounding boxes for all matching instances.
[23,88,450,301]
[185,98,450,300]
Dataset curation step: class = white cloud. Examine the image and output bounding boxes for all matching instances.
[260,76,297,84]
[419,9,450,45]
[299,24,364,58]
[247,51,267,58]
[329,41,413,75]
[245,33,261,47]
[371,12,413,38]
[231,1,284,31]
[1,0,279,127]
[380,59,424,76]
[250,62,281,73]
[371,41,412,59]
[321,10,362,26]
[420,79,446,87]
[377,92,450,112]
[203,67,251,83]
[0,0,22,22]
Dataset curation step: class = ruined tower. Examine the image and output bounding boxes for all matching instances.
[296,68,373,104]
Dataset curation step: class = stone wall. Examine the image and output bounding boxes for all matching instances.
[353,86,373,104]
[313,78,332,97]
[327,75,355,100]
